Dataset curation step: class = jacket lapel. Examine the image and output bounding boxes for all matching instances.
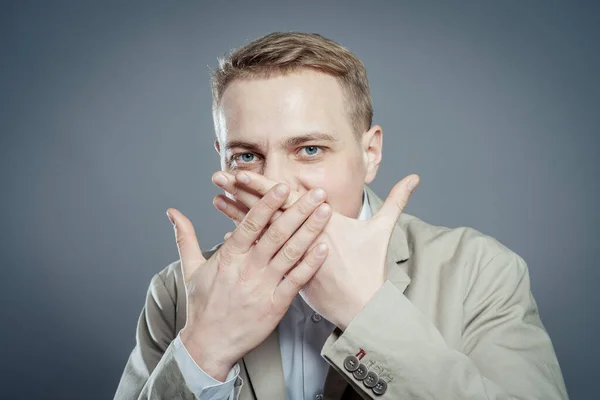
[323,185,412,400]
[242,327,286,399]
[364,185,412,292]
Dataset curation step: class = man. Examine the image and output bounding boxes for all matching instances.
[114,32,569,399]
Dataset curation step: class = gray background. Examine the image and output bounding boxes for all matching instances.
[1,1,598,399]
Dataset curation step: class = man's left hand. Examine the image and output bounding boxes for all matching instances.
[211,171,419,330]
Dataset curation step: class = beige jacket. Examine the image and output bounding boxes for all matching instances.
[114,186,569,399]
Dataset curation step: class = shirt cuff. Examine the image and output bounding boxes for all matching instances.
[173,333,240,399]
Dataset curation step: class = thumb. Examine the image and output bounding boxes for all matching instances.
[166,208,206,281]
[372,174,420,232]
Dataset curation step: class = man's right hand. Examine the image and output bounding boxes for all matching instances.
[166,175,332,381]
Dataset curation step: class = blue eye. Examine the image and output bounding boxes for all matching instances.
[240,153,255,162]
[302,146,320,156]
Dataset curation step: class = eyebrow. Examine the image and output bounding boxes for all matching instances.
[224,132,338,153]
[282,132,338,148]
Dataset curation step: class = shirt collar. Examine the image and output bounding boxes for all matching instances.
[358,187,372,221]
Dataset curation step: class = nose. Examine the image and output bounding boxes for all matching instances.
[262,158,302,193]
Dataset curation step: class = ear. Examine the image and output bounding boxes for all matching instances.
[214,139,230,171]
[361,124,383,184]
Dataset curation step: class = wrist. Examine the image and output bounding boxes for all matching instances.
[180,326,234,382]
[336,283,383,331]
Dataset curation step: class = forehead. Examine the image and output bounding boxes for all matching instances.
[216,69,353,143]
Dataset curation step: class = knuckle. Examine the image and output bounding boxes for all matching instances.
[305,219,323,234]
[218,246,234,266]
[263,194,281,211]
[282,198,294,209]
[241,216,262,235]
[283,193,300,209]
[265,226,284,245]
[304,253,319,269]
[282,243,301,262]
[285,273,303,290]
[223,236,248,257]
[258,181,269,194]
[307,247,325,268]
[270,210,283,224]
[263,202,278,214]
[295,202,312,216]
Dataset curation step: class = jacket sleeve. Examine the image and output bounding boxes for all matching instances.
[321,250,569,399]
[113,272,243,399]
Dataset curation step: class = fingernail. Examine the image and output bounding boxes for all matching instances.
[213,197,227,211]
[407,177,418,192]
[310,188,326,204]
[315,203,330,220]
[166,210,175,226]
[315,243,328,256]
[274,184,289,198]
[237,172,250,184]
[212,173,227,186]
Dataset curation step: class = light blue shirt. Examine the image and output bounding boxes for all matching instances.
[173,188,372,400]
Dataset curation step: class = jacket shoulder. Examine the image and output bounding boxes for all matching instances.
[401,213,523,275]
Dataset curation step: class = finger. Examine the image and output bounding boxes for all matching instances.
[213,194,249,225]
[224,231,233,241]
[212,171,262,210]
[268,202,331,278]
[213,170,302,211]
[235,170,303,210]
[372,174,420,232]
[274,242,328,305]
[271,209,284,222]
[213,194,283,226]
[166,208,206,281]
[235,171,275,197]
[226,183,290,253]
[255,188,328,265]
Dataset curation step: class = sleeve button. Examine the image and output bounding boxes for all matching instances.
[352,363,369,380]
[363,370,379,388]
[372,378,388,395]
[343,355,359,372]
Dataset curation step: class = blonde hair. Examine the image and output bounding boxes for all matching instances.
[211,32,373,138]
